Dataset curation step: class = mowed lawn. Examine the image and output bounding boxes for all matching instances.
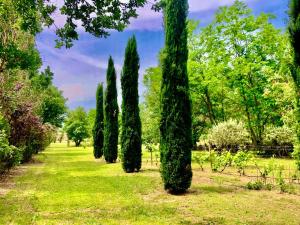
[0,143,300,225]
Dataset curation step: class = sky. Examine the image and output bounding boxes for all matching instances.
[36,0,289,110]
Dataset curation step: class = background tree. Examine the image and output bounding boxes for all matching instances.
[160,0,193,194]
[65,107,90,147]
[289,0,300,169]
[104,57,119,163]
[93,83,104,159]
[121,36,142,173]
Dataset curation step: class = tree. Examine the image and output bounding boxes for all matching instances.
[12,0,147,48]
[93,83,104,159]
[65,107,90,147]
[104,57,119,163]
[121,36,142,173]
[289,0,300,170]
[160,0,193,194]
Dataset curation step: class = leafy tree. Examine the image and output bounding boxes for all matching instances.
[189,1,291,147]
[12,0,147,47]
[160,0,193,193]
[65,107,90,147]
[104,57,119,163]
[289,0,300,170]
[87,109,96,137]
[93,84,104,159]
[121,36,142,173]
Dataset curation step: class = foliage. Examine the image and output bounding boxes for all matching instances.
[264,126,294,146]
[193,152,209,171]
[93,84,104,159]
[209,151,233,173]
[104,57,119,163]
[206,119,250,149]
[188,1,292,147]
[233,151,253,175]
[65,107,90,147]
[246,181,264,190]
[0,130,21,174]
[289,0,300,170]
[121,36,142,173]
[160,0,192,194]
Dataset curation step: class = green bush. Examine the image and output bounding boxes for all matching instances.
[0,130,22,174]
[206,119,250,149]
[264,126,294,146]
[193,152,210,171]
[209,150,232,173]
[233,151,253,175]
[246,181,264,190]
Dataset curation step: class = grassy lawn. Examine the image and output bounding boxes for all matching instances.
[0,143,300,225]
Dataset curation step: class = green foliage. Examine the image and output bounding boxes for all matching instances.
[264,126,294,146]
[206,119,250,149]
[93,84,104,159]
[160,0,192,194]
[65,107,90,147]
[246,181,264,190]
[289,0,300,170]
[0,130,21,174]
[193,152,209,171]
[121,36,142,172]
[104,57,119,163]
[233,151,253,176]
[209,151,233,173]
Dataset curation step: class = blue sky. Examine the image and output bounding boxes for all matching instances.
[36,0,289,110]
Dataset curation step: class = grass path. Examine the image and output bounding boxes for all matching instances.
[0,143,300,225]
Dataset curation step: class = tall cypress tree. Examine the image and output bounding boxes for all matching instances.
[289,0,300,170]
[160,0,192,193]
[93,83,104,159]
[104,57,119,163]
[121,36,142,173]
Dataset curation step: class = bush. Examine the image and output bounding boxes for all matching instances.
[264,126,294,146]
[233,151,253,175]
[209,150,233,173]
[193,152,210,171]
[206,119,250,150]
[0,130,22,174]
[246,181,264,190]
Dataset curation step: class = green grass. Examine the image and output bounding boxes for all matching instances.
[0,143,300,225]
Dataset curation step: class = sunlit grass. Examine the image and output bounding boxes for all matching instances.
[0,143,299,225]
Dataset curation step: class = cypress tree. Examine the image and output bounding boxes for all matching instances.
[121,36,142,173]
[160,0,192,193]
[289,0,300,170]
[93,83,104,159]
[103,57,119,163]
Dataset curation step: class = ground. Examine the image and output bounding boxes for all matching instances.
[0,143,300,225]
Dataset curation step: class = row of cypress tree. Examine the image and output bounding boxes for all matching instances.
[93,0,193,193]
[93,37,142,173]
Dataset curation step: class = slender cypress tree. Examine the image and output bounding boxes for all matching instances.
[93,83,104,159]
[121,36,142,173]
[103,57,119,163]
[289,0,300,170]
[160,0,192,193]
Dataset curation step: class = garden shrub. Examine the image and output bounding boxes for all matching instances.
[264,126,294,146]
[206,119,250,151]
[209,150,233,173]
[233,151,253,175]
[193,152,210,171]
[246,181,264,190]
[0,130,22,174]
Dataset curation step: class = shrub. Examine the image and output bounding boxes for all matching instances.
[264,126,294,146]
[193,152,210,171]
[206,119,250,150]
[233,151,253,175]
[209,150,233,173]
[246,181,264,190]
[0,130,22,174]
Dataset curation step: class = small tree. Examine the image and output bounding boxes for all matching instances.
[289,0,300,170]
[160,0,193,193]
[93,83,104,158]
[121,36,142,172]
[65,107,90,147]
[104,57,119,163]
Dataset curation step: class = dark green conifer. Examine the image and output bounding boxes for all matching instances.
[93,83,104,159]
[121,36,142,173]
[103,57,119,163]
[160,0,192,193]
[289,0,300,170]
